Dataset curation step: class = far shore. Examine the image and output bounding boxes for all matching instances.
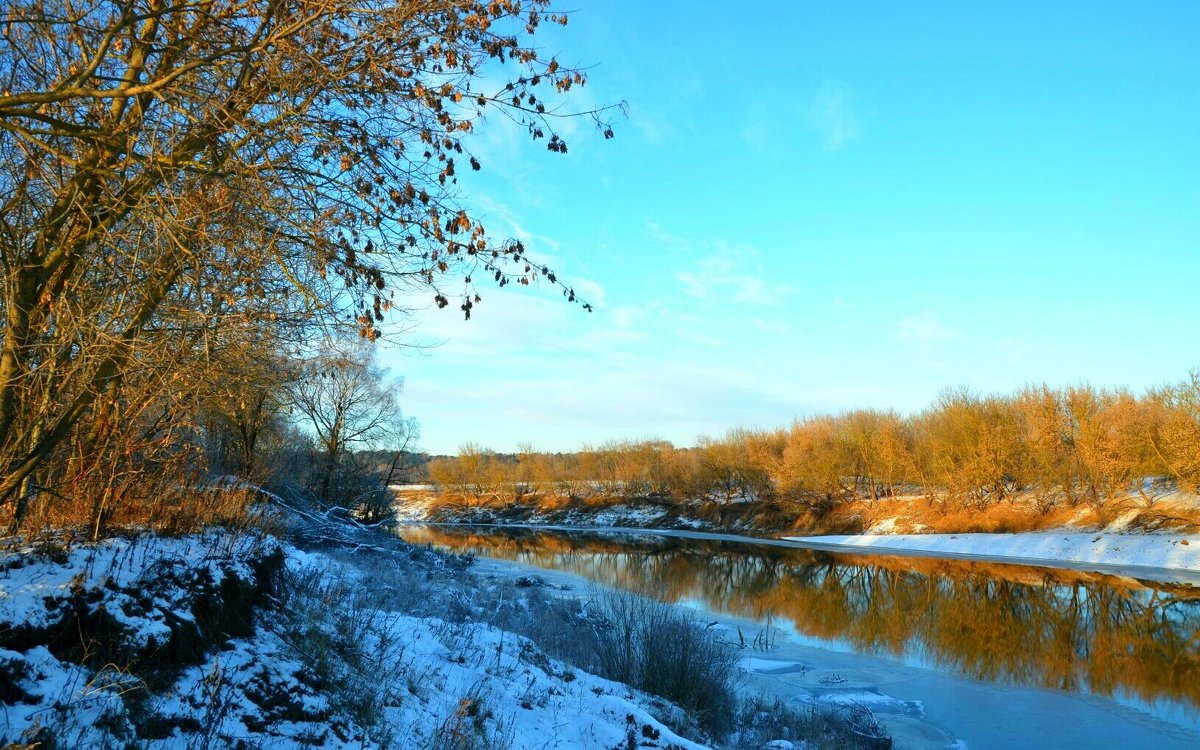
[399,520,1200,585]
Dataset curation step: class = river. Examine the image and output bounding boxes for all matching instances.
[394,524,1200,750]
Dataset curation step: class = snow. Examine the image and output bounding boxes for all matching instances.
[391,493,717,531]
[438,523,1200,584]
[782,532,1200,578]
[563,504,669,527]
[10,519,1199,749]
[0,531,713,750]
[738,657,808,674]
[866,516,899,534]
[811,689,924,716]
[0,532,263,632]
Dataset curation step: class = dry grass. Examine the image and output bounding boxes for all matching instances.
[799,489,1200,535]
[0,486,279,543]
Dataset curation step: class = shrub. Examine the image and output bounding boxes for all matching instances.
[587,588,740,736]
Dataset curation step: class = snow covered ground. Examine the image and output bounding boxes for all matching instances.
[0,532,714,749]
[783,532,1200,581]
[12,517,1196,749]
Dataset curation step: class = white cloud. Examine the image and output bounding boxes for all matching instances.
[401,352,822,454]
[404,278,621,359]
[644,220,690,248]
[750,317,791,336]
[571,277,606,308]
[473,195,562,259]
[1000,334,1031,366]
[675,242,790,305]
[740,103,781,150]
[646,224,791,306]
[611,305,640,329]
[804,79,860,151]
[624,67,704,146]
[673,326,726,348]
[893,310,961,349]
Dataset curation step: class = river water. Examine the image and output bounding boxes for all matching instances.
[394,524,1200,750]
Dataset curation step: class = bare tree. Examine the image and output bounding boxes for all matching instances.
[288,337,414,505]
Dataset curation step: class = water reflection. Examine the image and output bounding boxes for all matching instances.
[396,525,1200,716]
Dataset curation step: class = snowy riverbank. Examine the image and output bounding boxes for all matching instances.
[393,487,1200,580]
[782,532,1200,577]
[0,531,715,749]
[4,514,910,750]
[405,520,1200,585]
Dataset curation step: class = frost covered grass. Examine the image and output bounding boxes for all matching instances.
[294,542,736,741]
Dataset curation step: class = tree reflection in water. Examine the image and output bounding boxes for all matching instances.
[397,526,1200,713]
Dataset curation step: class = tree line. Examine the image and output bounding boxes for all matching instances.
[426,374,1200,512]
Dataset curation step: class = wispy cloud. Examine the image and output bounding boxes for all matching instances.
[1000,334,1031,366]
[674,242,791,305]
[474,195,562,259]
[625,66,704,146]
[610,305,641,329]
[402,352,821,454]
[893,310,960,349]
[804,79,860,151]
[750,317,792,336]
[644,220,691,248]
[740,102,780,150]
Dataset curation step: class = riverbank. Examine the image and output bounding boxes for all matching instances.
[784,532,1200,578]
[468,556,955,750]
[0,531,720,749]
[394,484,1200,539]
[395,485,1200,582]
[401,520,1200,586]
[0,513,899,749]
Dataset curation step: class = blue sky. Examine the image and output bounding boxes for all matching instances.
[380,0,1200,455]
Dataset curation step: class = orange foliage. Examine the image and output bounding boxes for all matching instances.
[417,373,1200,533]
